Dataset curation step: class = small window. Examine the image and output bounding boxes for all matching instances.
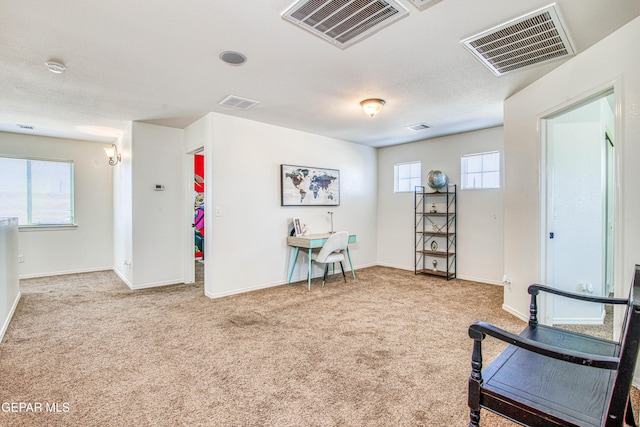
[461,151,500,189]
[394,161,421,192]
[0,157,74,226]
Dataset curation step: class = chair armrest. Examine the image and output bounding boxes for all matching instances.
[528,284,627,304]
[468,322,620,370]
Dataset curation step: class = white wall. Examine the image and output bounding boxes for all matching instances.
[113,123,133,284]
[503,17,640,323]
[128,123,185,288]
[0,132,114,278]
[0,217,20,342]
[377,126,504,285]
[187,113,378,298]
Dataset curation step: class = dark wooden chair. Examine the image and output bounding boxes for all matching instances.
[468,265,640,427]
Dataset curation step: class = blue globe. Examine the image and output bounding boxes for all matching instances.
[427,170,448,190]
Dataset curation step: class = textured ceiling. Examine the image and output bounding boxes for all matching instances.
[0,0,638,147]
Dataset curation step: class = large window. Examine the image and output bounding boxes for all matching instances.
[0,157,74,226]
[461,151,501,189]
[394,161,421,192]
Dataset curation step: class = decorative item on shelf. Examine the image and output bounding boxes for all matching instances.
[432,223,438,232]
[302,224,310,236]
[426,169,448,192]
[430,202,437,213]
[431,240,438,252]
[432,259,438,272]
[293,217,302,237]
[327,211,334,233]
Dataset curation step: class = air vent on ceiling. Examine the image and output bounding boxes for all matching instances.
[282,0,409,49]
[407,123,431,131]
[219,95,260,110]
[461,4,575,76]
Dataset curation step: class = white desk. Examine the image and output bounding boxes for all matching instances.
[287,233,356,290]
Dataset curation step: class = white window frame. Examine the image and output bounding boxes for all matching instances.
[461,151,501,190]
[394,161,421,193]
[0,156,75,227]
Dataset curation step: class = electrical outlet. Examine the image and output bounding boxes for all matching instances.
[18,255,24,263]
[502,275,512,289]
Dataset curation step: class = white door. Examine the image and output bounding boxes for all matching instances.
[544,92,614,325]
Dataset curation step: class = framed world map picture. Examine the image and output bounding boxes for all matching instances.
[281,164,340,206]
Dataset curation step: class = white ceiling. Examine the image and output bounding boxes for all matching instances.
[1,0,639,147]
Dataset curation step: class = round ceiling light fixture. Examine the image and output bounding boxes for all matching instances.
[360,98,385,117]
[45,60,66,74]
[219,51,247,66]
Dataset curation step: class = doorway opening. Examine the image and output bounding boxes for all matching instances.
[540,87,615,338]
[193,150,205,283]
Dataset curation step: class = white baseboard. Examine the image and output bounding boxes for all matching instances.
[111,268,187,290]
[19,266,113,280]
[501,303,529,323]
[456,274,503,286]
[376,262,413,271]
[205,279,285,299]
[113,269,133,289]
[0,291,21,343]
[128,280,186,290]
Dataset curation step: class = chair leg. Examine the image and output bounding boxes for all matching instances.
[626,396,637,427]
[340,262,346,282]
[469,409,480,427]
[322,264,328,287]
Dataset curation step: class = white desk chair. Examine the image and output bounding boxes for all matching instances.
[311,231,349,287]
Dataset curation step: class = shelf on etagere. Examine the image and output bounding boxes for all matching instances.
[415,268,456,279]
[416,250,456,258]
[416,231,456,237]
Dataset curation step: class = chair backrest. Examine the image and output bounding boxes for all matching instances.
[315,231,349,263]
[606,264,640,423]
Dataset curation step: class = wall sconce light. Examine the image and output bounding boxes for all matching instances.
[105,144,121,166]
[360,98,385,117]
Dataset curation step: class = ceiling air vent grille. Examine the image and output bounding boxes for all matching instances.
[407,123,431,131]
[461,4,575,76]
[283,0,409,49]
[219,95,260,110]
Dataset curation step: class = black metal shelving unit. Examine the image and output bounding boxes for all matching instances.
[414,184,456,279]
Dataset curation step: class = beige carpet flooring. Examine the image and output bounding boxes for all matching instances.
[0,265,636,426]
